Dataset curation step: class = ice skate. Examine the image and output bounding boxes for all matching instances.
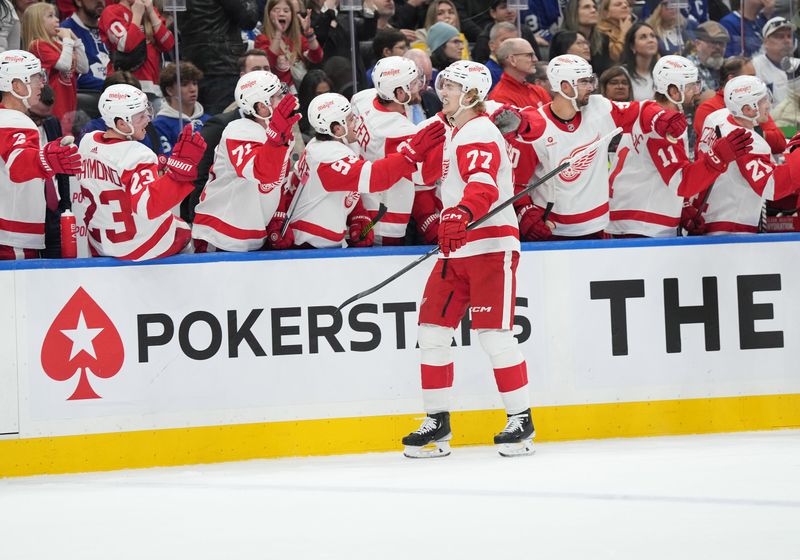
[494,409,535,457]
[402,412,452,458]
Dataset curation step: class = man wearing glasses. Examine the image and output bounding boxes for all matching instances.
[488,37,550,109]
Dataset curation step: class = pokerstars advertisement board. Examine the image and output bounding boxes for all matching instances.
[8,237,800,439]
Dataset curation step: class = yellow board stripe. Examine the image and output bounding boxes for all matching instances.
[2,393,800,478]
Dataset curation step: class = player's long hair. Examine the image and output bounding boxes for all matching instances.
[22,3,58,51]
[263,0,303,65]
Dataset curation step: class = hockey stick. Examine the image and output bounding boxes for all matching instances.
[280,154,303,238]
[336,127,623,313]
[358,203,388,241]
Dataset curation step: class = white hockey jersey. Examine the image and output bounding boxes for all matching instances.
[697,109,788,234]
[527,95,638,237]
[0,107,48,249]
[353,96,419,240]
[440,114,519,258]
[608,100,725,237]
[77,131,191,260]
[192,117,292,251]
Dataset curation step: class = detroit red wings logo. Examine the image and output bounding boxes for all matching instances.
[344,192,360,208]
[558,134,600,182]
[40,287,124,400]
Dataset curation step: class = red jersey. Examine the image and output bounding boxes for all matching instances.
[253,34,323,89]
[488,72,551,110]
[29,40,79,133]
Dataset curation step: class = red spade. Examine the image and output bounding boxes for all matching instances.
[41,287,124,400]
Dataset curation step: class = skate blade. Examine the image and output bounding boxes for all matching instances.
[497,439,535,457]
[403,440,451,459]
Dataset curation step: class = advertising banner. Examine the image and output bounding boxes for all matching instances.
[15,238,800,439]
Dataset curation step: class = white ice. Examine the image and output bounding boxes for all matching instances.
[2,430,800,560]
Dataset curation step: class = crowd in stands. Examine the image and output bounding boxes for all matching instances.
[1,0,800,260]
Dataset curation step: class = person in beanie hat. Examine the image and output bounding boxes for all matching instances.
[427,21,463,73]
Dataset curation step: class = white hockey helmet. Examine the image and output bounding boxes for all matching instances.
[308,92,352,138]
[235,70,283,120]
[547,54,596,109]
[99,84,152,138]
[373,56,419,104]
[0,50,45,108]
[724,75,771,125]
[653,55,699,106]
[434,60,493,102]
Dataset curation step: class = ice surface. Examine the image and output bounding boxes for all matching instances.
[1,430,799,559]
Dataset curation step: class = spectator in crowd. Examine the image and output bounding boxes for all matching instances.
[0,50,81,260]
[366,28,408,86]
[483,21,518,88]
[596,0,635,66]
[646,0,687,55]
[255,0,324,91]
[685,21,729,94]
[28,84,72,258]
[549,30,591,62]
[0,0,20,51]
[391,0,428,31]
[620,22,659,101]
[489,38,550,109]
[11,0,34,24]
[308,0,348,61]
[522,0,563,44]
[60,0,109,92]
[24,2,88,133]
[152,62,210,158]
[78,71,163,157]
[413,0,468,60]
[694,56,787,155]
[298,69,333,140]
[404,48,442,121]
[99,0,174,110]
[599,65,632,102]
[471,0,540,64]
[563,0,610,73]
[177,0,259,117]
[720,0,773,57]
[221,48,270,112]
[427,21,463,74]
[361,0,401,40]
[753,17,796,107]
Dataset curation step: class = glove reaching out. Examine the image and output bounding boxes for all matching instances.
[652,110,688,140]
[40,136,81,176]
[400,120,446,164]
[707,127,753,170]
[266,93,301,147]
[491,104,544,141]
[347,213,374,247]
[266,211,295,249]
[438,205,471,256]
[680,196,708,236]
[517,204,554,241]
[165,124,207,182]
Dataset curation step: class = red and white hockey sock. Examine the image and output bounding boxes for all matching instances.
[494,362,530,415]
[419,324,455,414]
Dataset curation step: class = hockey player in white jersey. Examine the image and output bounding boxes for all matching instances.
[402,61,534,458]
[502,54,688,240]
[353,56,438,245]
[0,50,81,259]
[192,70,300,252]
[607,56,755,238]
[693,75,800,235]
[78,84,206,260]
[287,93,445,248]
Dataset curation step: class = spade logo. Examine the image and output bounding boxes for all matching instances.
[41,287,124,400]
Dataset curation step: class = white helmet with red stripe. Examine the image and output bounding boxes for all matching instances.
[373,56,419,104]
[235,70,283,121]
[308,92,352,138]
[0,50,45,108]
[547,54,596,110]
[99,84,153,139]
[434,60,492,102]
[724,75,771,125]
[653,55,699,106]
